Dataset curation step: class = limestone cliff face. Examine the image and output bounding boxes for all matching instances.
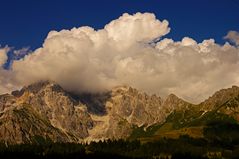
[0,94,16,112]
[0,81,191,143]
[200,86,239,111]
[3,81,235,144]
[17,81,93,139]
[0,104,71,144]
[108,86,163,126]
[0,81,94,144]
[199,86,239,121]
[82,86,189,140]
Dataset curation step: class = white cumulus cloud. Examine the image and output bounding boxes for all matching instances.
[1,12,239,104]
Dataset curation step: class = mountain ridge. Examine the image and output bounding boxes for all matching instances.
[0,80,239,144]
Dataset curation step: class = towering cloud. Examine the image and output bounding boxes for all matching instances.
[1,13,239,103]
[12,13,171,94]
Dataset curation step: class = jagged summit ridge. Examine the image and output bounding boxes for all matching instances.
[200,85,239,111]
[0,80,94,144]
[1,81,239,144]
[12,80,62,96]
[81,84,191,140]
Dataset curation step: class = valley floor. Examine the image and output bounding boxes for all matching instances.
[1,135,239,159]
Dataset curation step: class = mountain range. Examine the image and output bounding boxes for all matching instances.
[1,80,239,145]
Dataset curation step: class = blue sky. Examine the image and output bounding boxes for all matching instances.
[0,0,238,50]
[1,0,239,102]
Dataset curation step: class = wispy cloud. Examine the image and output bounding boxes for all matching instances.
[0,46,10,66]
[3,47,32,69]
[224,30,239,46]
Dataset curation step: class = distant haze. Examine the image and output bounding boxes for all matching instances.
[0,13,239,103]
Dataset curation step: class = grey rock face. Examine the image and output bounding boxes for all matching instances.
[16,81,94,139]
[200,86,239,111]
[0,104,71,144]
[199,86,239,121]
[82,86,189,140]
[0,94,16,112]
[108,86,163,126]
[0,81,212,144]
[0,81,94,144]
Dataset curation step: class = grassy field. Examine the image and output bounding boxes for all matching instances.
[140,126,204,143]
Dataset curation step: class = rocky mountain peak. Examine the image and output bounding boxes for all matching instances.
[1,81,94,144]
[2,81,239,144]
[111,85,135,96]
[11,80,62,97]
[200,85,239,111]
[165,93,179,102]
[162,93,191,111]
[112,85,131,92]
[24,80,62,93]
